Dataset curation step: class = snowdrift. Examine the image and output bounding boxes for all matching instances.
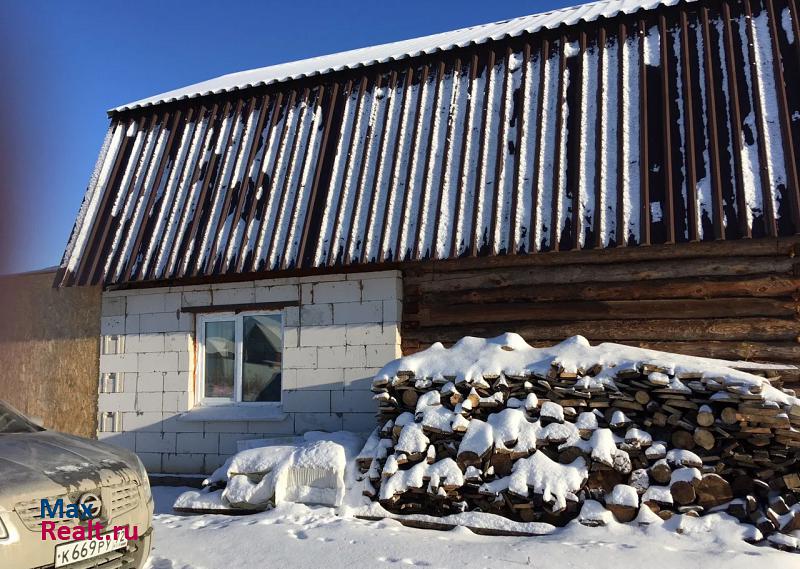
[175,432,363,512]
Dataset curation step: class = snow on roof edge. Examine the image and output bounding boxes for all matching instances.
[111,0,694,113]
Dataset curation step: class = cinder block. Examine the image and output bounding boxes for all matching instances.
[347,270,401,281]
[182,290,212,307]
[318,345,367,368]
[161,415,204,433]
[383,299,403,323]
[295,367,343,390]
[126,292,167,315]
[125,315,140,334]
[218,433,260,455]
[99,392,137,413]
[100,353,138,373]
[331,390,377,414]
[204,454,228,472]
[176,432,219,454]
[213,286,255,305]
[140,311,193,334]
[301,283,313,304]
[300,304,333,326]
[300,273,347,284]
[284,326,299,349]
[137,372,164,392]
[135,392,163,413]
[282,390,330,413]
[293,412,343,433]
[345,323,400,346]
[101,316,125,335]
[101,296,126,317]
[135,432,176,454]
[162,453,204,474]
[300,325,346,347]
[136,452,163,473]
[312,281,361,303]
[164,332,191,352]
[361,277,402,301]
[281,369,298,390]
[247,417,295,435]
[138,352,179,373]
[255,284,299,303]
[333,301,382,324]
[127,333,165,354]
[202,421,248,433]
[253,276,300,287]
[162,391,189,413]
[212,281,255,290]
[285,306,300,327]
[122,412,163,432]
[178,351,192,372]
[366,344,401,368]
[164,293,182,311]
[97,431,135,449]
[343,368,380,391]
[283,347,318,369]
[163,371,190,391]
[343,413,379,433]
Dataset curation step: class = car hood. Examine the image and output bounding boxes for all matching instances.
[0,431,139,507]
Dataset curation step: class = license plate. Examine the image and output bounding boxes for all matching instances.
[54,534,127,568]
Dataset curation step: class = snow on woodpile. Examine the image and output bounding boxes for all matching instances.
[359,334,800,551]
[175,431,363,512]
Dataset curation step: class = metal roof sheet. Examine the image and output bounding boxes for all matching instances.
[113,0,697,113]
[60,0,800,287]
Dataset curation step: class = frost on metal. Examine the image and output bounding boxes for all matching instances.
[59,0,799,286]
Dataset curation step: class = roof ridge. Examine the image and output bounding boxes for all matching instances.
[112,0,690,113]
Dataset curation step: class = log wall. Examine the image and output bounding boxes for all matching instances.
[402,238,800,384]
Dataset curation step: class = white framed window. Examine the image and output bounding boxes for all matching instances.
[196,311,283,405]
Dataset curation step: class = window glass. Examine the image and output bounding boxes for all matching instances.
[242,314,282,402]
[204,320,235,399]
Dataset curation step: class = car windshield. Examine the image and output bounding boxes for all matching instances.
[0,401,44,433]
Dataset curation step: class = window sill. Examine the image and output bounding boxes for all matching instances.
[177,404,288,423]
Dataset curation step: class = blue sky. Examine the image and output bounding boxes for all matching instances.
[0,0,575,273]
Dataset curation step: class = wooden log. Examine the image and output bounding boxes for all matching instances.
[607,503,638,523]
[650,461,672,485]
[422,298,796,326]
[402,389,419,408]
[697,406,715,427]
[424,274,800,305]
[407,255,797,292]
[671,481,697,505]
[672,430,696,450]
[721,407,739,425]
[693,428,716,450]
[694,474,734,509]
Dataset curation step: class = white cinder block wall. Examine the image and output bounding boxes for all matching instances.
[97,270,402,474]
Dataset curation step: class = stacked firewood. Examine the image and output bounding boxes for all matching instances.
[359,346,800,551]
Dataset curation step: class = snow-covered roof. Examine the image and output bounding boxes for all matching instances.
[113,0,696,113]
[59,0,799,287]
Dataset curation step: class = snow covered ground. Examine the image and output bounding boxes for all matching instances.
[145,485,797,569]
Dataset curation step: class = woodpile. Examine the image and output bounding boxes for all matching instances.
[358,335,800,552]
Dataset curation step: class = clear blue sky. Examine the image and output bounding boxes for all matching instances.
[0,0,575,274]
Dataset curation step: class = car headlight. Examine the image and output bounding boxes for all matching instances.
[0,518,8,540]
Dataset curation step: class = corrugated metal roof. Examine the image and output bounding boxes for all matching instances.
[60,0,800,287]
[113,0,698,113]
